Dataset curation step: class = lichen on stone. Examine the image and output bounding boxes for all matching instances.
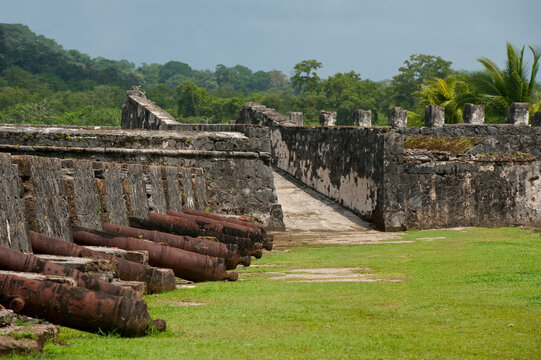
[404,136,483,155]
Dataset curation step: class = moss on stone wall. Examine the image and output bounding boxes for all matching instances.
[475,152,535,162]
[404,136,483,155]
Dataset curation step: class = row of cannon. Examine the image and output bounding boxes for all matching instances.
[0,209,273,337]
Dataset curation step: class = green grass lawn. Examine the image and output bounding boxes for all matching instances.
[13,227,541,359]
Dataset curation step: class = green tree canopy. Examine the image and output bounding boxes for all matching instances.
[159,61,192,83]
[291,60,322,95]
[177,81,208,117]
[322,71,381,125]
[0,24,142,89]
[391,54,454,109]
[268,70,288,89]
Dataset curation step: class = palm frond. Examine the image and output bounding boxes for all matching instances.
[527,46,541,100]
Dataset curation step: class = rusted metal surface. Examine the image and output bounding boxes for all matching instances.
[148,213,200,237]
[131,215,262,258]
[102,223,250,269]
[29,232,176,294]
[147,212,262,253]
[0,273,165,337]
[167,210,264,241]
[181,208,266,232]
[72,228,238,282]
[177,209,274,251]
[0,245,138,299]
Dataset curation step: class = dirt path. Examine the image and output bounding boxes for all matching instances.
[271,169,400,248]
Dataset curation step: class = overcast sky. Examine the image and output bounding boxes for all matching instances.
[1,0,540,80]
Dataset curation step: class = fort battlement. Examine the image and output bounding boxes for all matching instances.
[0,92,539,244]
[235,103,541,231]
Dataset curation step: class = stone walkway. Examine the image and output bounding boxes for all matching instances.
[271,169,400,247]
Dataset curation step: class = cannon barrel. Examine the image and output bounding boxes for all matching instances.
[179,209,273,250]
[167,210,264,242]
[167,210,273,251]
[72,228,238,282]
[29,231,176,294]
[141,213,263,258]
[181,208,267,232]
[0,245,138,299]
[0,273,165,337]
[102,223,250,269]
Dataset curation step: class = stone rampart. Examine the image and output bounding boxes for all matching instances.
[272,125,389,227]
[237,103,541,230]
[0,122,284,229]
[122,94,180,130]
[0,153,29,252]
[119,94,284,230]
[0,154,208,251]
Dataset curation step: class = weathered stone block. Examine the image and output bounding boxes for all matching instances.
[72,160,102,231]
[268,203,285,231]
[194,169,208,212]
[112,279,147,294]
[124,250,149,265]
[34,255,118,275]
[104,163,129,226]
[319,110,337,126]
[127,164,150,220]
[286,112,303,125]
[507,102,530,125]
[29,157,71,242]
[82,246,149,265]
[425,104,445,128]
[463,104,485,124]
[165,167,183,212]
[148,166,167,214]
[388,107,407,128]
[353,109,372,127]
[0,154,29,252]
[0,315,58,356]
[182,168,196,209]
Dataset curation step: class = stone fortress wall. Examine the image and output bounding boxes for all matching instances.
[0,152,209,251]
[0,123,281,226]
[0,92,287,248]
[2,86,538,248]
[236,103,541,231]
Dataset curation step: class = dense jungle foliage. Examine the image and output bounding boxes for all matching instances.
[0,24,539,127]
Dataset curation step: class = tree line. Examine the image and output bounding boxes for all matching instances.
[0,24,539,127]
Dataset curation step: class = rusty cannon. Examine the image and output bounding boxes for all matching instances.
[72,227,238,282]
[101,223,250,270]
[180,209,274,251]
[132,213,263,258]
[167,210,264,242]
[182,208,266,232]
[29,231,176,294]
[0,273,165,337]
[130,214,263,258]
[0,246,138,299]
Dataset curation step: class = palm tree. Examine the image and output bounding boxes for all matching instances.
[467,43,541,121]
[415,76,475,123]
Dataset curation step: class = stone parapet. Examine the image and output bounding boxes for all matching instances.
[352,109,372,127]
[318,110,337,126]
[0,123,283,229]
[463,104,485,124]
[507,102,530,125]
[122,95,180,130]
[237,102,541,231]
[424,105,445,128]
[388,107,407,128]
